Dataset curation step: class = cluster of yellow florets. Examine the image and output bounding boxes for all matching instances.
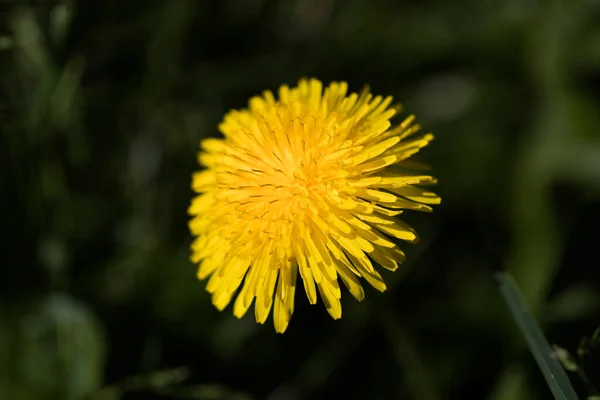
[189,78,439,333]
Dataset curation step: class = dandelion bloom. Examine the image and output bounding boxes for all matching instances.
[189,78,439,333]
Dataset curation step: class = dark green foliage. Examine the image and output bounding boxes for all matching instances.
[1,0,600,399]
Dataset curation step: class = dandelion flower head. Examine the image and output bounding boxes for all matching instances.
[189,78,440,333]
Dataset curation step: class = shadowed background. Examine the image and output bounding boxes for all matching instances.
[1,0,600,399]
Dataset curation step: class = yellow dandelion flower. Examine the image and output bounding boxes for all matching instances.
[189,78,440,333]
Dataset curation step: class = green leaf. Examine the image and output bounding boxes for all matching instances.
[10,8,51,74]
[50,57,85,130]
[50,1,74,48]
[591,328,600,343]
[17,293,106,400]
[496,272,580,400]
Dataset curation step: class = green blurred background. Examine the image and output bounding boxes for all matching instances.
[2,0,600,399]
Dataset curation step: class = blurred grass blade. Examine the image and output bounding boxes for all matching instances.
[91,367,190,400]
[50,1,74,48]
[496,272,579,400]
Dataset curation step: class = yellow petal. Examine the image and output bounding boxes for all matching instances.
[354,155,399,174]
[294,239,317,304]
[375,219,419,243]
[355,189,397,203]
[255,268,278,324]
[317,281,342,319]
[343,135,398,166]
[335,261,365,301]
[273,274,291,334]
[188,194,213,215]
[201,138,225,153]
[389,185,441,205]
[346,252,387,292]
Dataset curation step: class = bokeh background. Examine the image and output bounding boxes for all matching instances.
[2,0,600,399]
